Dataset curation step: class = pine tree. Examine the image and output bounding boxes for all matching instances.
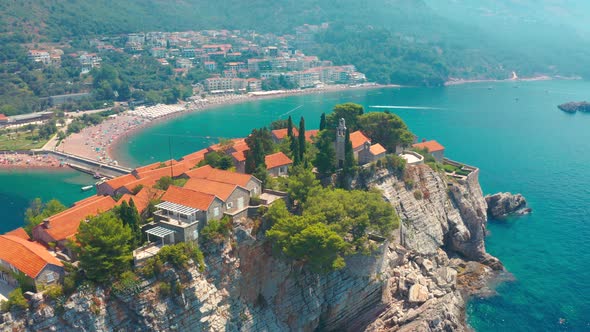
[76,212,133,283]
[319,112,326,131]
[298,116,306,162]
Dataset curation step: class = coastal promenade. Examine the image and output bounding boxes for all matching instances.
[41,150,132,178]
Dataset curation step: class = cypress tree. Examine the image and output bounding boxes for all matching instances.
[319,112,326,131]
[344,128,355,172]
[287,115,293,138]
[291,137,300,165]
[298,116,306,162]
[128,199,142,247]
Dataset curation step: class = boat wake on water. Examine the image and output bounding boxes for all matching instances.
[369,105,444,110]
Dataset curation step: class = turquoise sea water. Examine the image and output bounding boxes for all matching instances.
[2,80,589,330]
[0,169,95,233]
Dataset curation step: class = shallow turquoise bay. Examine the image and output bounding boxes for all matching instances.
[2,80,590,330]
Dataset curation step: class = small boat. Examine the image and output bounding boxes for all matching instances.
[93,172,101,179]
[81,185,93,191]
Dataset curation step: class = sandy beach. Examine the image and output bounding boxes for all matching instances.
[0,152,63,169]
[3,83,396,169]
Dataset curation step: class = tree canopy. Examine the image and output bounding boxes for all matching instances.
[357,112,414,152]
[326,103,364,131]
[266,185,399,272]
[24,198,66,235]
[75,212,133,283]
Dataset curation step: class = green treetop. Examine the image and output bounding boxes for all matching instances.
[118,199,142,248]
[75,212,133,283]
[313,130,336,176]
[319,112,327,131]
[357,112,414,152]
[326,103,364,131]
[287,115,293,138]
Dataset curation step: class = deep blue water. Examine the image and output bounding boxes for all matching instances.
[2,80,590,330]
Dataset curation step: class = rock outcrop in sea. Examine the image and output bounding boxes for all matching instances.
[485,192,530,219]
[557,101,590,113]
[0,164,502,331]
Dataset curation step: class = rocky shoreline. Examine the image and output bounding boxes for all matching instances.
[1,164,503,331]
[485,192,531,219]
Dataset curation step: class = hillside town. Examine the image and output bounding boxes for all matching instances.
[26,25,366,98]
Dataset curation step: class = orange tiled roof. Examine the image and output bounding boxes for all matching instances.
[305,130,319,143]
[5,227,30,240]
[134,161,166,174]
[39,196,117,242]
[184,178,242,201]
[272,128,298,140]
[370,143,387,155]
[265,152,293,170]
[208,138,248,153]
[232,150,246,162]
[185,165,256,187]
[161,186,217,210]
[136,161,190,179]
[350,131,371,150]
[182,148,208,165]
[120,187,165,214]
[0,114,8,121]
[73,195,105,206]
[104,174,139,191]
[122,175,160,192]
[184,164,215,178]
[413,140,445,153]
[0,235,63,278]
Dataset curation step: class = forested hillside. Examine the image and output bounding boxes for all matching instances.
[1,0,589,113]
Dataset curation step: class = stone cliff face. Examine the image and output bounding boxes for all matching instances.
[1,164,500,332]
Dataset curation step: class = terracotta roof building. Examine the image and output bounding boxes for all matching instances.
[413,140,445,161]
[265,152,292,177]
[0,234,64,290]
[151,186,225,244]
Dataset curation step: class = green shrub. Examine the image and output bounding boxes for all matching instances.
[158,282,171,298]
[140,256,163,278]
[1,288,28,311]
[413,190,423,200]
[384,154,407,175]
[249,196,262,206]
[146,242,206,272]
[201,216,232,243]
[43,284,63,301]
